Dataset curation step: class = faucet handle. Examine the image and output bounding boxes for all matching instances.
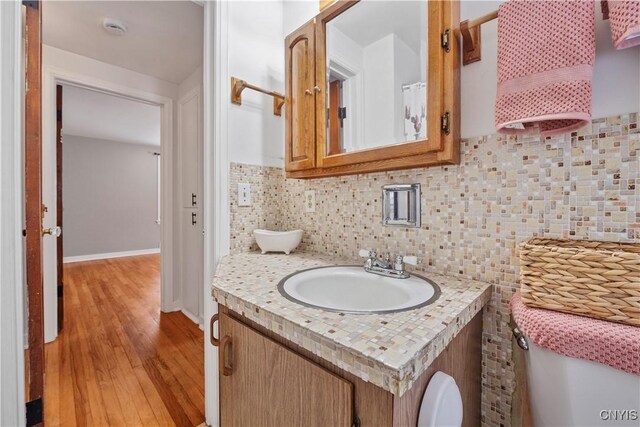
[359,249,375,258]
[403,256,418,266]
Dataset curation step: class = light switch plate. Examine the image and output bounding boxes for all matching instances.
[238,183,251,206]
[304,190,316,213]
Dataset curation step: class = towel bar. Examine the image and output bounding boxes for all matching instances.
[460,10,498,66]
[231,77,285,116]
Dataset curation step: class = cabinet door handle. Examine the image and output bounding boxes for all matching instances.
[313,85,321,93]
[219,335,233,376]
[209,314,219,346]
[304,89,312,95]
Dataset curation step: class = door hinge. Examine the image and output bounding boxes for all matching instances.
[26,398,43,426]
[191,193,197,206]
[22,0,38,9]
[441,29,450,53]
[441,112,451,135]
[191,212,197,226]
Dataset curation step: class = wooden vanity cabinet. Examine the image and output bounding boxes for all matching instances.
[216,306,482,427]
[218,311,354,427]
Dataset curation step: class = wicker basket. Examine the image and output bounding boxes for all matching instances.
[519,238,640,326]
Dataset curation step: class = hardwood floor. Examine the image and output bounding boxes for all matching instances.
[44,254,205,427]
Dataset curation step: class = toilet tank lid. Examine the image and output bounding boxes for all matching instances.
[511,292,640,376]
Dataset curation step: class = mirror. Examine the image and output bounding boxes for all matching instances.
[325,1,427,156]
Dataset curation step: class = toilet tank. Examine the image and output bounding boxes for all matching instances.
[523,335,640,427]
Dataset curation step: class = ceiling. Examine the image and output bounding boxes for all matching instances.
[63,84,161,146]
[43,1,203,84]
[329,1,426,54]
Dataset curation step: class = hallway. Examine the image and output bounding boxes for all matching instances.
[44,255,205,426]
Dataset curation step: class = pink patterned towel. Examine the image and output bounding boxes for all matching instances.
[495,1,595,137]
[511,291,640,376]
[607,1,640,49]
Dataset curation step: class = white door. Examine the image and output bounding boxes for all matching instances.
[178,86,204,323]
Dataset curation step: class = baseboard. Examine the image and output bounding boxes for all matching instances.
[63,248,160,263]
[181,308,203,327]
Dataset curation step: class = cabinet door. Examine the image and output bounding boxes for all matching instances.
[219,312,353,427]
[181,207,203,322]
[285,20,316,172]
[178,87,202,209]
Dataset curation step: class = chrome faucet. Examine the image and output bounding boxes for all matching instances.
[358,249,418,279]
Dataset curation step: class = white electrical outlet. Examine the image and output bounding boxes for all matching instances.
[238,183,251,206]
[304,190,316,213]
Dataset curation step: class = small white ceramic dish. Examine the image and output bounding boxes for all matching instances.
[253,229,303,254]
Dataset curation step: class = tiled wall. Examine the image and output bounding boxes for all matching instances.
[229,113,639,426]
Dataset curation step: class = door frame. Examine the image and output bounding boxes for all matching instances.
[2,1,228,424]
[203,1,229,426]
[41,66,175,342]
[0,1,27,425]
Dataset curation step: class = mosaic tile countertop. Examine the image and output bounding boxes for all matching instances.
[211,251,492,396]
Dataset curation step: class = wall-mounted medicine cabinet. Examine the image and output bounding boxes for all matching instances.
[285,0,460,179]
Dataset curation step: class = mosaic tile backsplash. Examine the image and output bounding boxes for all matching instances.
[229,113,639,426]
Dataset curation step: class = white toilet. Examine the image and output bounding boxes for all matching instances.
[417,371,464,427]
[516,326,640,427]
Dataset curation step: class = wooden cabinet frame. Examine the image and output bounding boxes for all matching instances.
[285,0,460,179]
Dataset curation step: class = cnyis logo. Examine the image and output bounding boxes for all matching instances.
[599,409,639,422]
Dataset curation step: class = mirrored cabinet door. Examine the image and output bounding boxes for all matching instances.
[285,0,459,178]
[285,21,317,172]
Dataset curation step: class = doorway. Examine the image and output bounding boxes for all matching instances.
[39,1,205,424]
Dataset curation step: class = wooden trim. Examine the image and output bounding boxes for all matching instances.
[24,0,45,407]
[327,80,341,155]
[438,0,461,165]
[286,151,456,179]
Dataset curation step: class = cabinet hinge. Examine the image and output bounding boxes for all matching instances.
[22,0,38,9]
[26,398,43,426]
[441,29,450,52]
[441,112,451,135]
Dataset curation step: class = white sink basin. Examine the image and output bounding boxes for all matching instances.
[278,266,440,314]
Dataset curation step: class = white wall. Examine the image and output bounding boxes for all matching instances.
[273,0,640,167]
[227,1,285,167]
[62,136,160,258]
[460,1,640,138]
[179,65,203,99]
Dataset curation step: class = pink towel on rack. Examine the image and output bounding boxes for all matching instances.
[511,292,640,376]
[495,0,596,137]
[607,1,640,49]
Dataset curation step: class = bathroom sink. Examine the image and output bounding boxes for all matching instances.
[278,266,440,314]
